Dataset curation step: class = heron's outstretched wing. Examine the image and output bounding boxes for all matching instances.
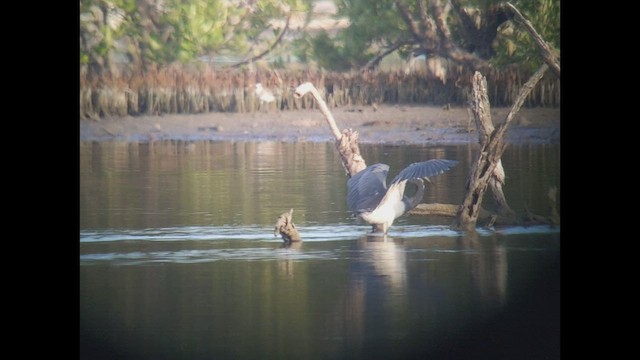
[391,159,458,184]
[347,163,390,213]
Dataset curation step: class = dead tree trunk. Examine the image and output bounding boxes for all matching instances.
[452,2,559,231]
[470,72,516,221]
[294,82,366,177]
[453,65,549,231]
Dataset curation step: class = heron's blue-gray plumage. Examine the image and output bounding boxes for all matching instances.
[347,159,458,219]
[390,159,459,184]
[347,163,389,213]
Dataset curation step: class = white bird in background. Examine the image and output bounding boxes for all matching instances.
[255,83,275,111]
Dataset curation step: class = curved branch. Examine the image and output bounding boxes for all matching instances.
[294,83,342,141]
[361,39,414,71]
[231,12,292,68]
[294,82,367,177]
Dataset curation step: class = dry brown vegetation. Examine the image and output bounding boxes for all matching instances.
[80,64,559,120]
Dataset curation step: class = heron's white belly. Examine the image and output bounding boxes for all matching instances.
[360,206,397,225]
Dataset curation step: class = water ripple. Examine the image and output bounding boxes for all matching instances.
[80,247,339,266]
[80,225,269,243]
[80,224,559,243]
[80,224,558,265]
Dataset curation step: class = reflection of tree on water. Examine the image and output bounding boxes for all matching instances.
[460,232,508,308]
[337,232,509,357]
[277,241,302,278]
[272,231,510,357]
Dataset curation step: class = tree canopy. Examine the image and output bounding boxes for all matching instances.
[80,0,311,76]
[80,0,560,76]
[304,0,560,71]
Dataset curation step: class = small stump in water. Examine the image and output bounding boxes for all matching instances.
[274,208,301,245]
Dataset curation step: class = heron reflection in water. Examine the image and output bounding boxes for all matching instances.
[347,159,458,234]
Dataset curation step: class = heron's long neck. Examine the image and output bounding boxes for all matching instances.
[403,179,425,212]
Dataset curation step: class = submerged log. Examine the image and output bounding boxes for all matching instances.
[410,203,465,217]
[274,208,301,243]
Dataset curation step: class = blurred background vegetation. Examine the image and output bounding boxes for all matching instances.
[79,0,559,117]
[80,0,559,75]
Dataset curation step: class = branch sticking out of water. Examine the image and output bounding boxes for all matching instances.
[274,208,301,244]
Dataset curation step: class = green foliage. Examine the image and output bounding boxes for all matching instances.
[306,30,373,71]
[79,0,127,71]
[80,0,311,74]
[305,0,560,71]
[307,0,408,69]
[492,0,560,69]
[162,0,230,63]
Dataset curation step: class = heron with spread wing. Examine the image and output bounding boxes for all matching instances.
[347,159,458,233]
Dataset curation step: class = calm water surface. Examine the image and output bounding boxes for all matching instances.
[80,141,560,359]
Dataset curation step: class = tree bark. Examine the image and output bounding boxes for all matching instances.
[294,82,367,177]
[453,65,548,231]
[469,73,516,220]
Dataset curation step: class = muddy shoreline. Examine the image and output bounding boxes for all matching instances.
[79,105,560,145]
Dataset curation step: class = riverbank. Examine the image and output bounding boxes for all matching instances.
[79,104,560,145]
